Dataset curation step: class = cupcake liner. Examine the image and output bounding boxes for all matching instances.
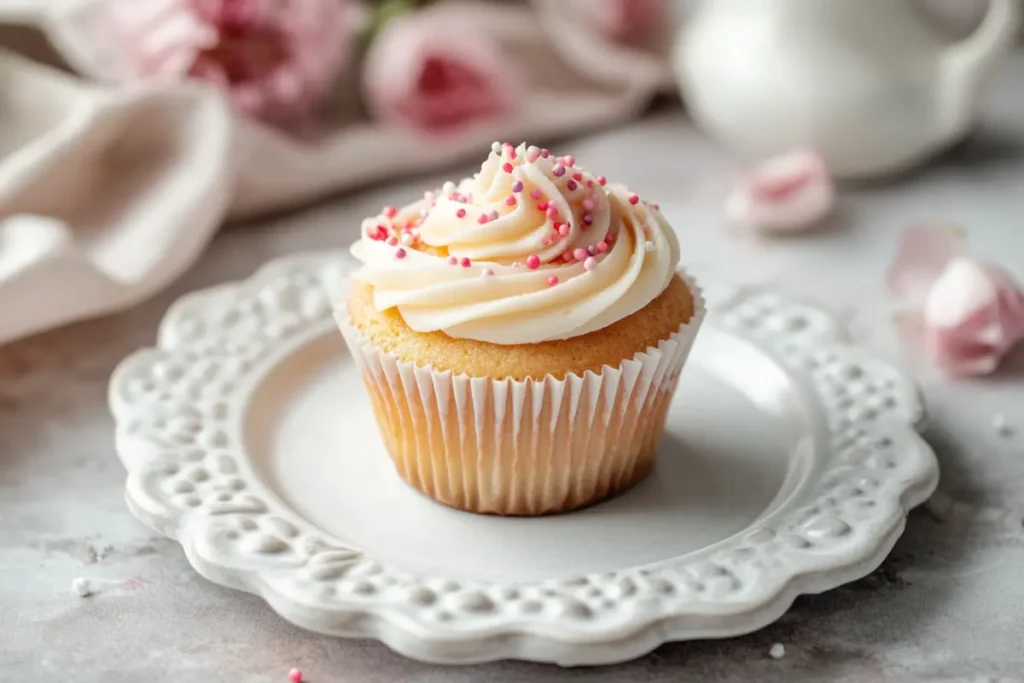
[335,273,706,516]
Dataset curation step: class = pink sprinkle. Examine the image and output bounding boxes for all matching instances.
[553,164,566,177]
[597,175,607,186]
[537,201,548,211]
[456,208,467,218]
[530,188,543,200]
[629,194,640,205]
[512,180,524,193]
[566,180,578,191]
[526,254,541,269]
[652,203,660,210]
[558,223,570,237]
[573,248,589,262]
[387,236,398,246]
[481,268,495,277]
[587,245,598,256]
[383,206,398,218]
[564,156,576,167]
[582,198,595,211]
[506,196,517,206]
[596,241,609,253]
[395,248,407,259]
[542,237,552,246]
[526,146,541,162]
[478,214,489,225]
[448,256,458,265]
[586,179,595,188]
[289,667,303,683]
[502,162,514,173]
[546,207,559,220]
[584,257,597,271]
[547,275,559,286]
[605,232,615,245]
[540,149,550,158]
[489,209,499,221]
[583,214,594,225]
[572,172,583,182]
[562,251,575,263]
[461,257,471,267]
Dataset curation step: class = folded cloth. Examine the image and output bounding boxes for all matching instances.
[0,0,677,345]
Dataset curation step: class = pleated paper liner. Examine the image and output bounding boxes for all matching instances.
[335,272,706,516]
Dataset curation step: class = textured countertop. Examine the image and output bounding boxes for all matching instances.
[3,57,1024,683]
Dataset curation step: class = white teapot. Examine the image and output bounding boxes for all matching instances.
[674,0,1022,179]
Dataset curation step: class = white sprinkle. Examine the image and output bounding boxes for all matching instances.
[769,643,786,659]
[583,257,597,271]
[400,233,414,246]
[992,414,1014,437]
[491,141,502,154]
[72,577,94,597]
[442,181,456,194]
[481,268,495,277]
[644,241,655,252]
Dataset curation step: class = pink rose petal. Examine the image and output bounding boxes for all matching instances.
[724,150,835,234]
[887,227,1024,376]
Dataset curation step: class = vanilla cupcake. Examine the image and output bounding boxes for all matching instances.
[336,142,704,516]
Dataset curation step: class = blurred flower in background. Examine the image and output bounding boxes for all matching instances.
[66,0,365,125]
[361,2,519,133]
[569,0,668,44]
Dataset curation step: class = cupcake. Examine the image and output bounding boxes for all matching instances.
[335,142,705,516]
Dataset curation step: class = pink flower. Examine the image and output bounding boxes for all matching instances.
[61,0,363,125]
[724,149,836,235]
[568,0,668,44]
[887,225,1024,375]
[361,7,519,133]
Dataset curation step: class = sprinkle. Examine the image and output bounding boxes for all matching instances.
[395,248,407,259]
[526,254,541,269]
[502,162,514,173]
[481,268,495,277]
[562,252,574,262]
[582,198,595,211]
[605,232,616,245]
[461,257,471,267]
[644,241,654,252]
[456,208,467,218]
[629,194,640,205]
[542,237,552,246]
[597,175,607,186]
[583,257,597,271]
[546,206,559,219]
[558,223,570,237]
[596,240,609,253]
[400,233,414,246]
[504,142,517,159]
[587,245,598,256]
[652,203,660,210]
[506,196,517,206]
[572,172,583,182]
[527,146,541,162]
[573,248,589,261]
[448,256,458,265]
[478,214,489,225]
[442,181,456,193]
[489,209,499,221]
[586,180,594,188]
[512,180,524,193]
[383,205,398,218]
[553,164,566,177]
[583,214,593,225]
[547,275,559,286]
[540,148,550,158]
[491,141,502,154]
[566,180,578,191]
[386,236,398,246]
[769,644,786,660]
[530,188,543,200]
[537,201,548,211]
[564,156,575,167]
[289,667,303,683]
[71,577,94,597]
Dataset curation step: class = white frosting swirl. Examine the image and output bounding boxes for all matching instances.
[350,143,680,345]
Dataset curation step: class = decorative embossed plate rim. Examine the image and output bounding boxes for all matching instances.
[109,253,939,666]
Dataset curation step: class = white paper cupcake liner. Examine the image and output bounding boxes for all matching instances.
[335,272,706,516]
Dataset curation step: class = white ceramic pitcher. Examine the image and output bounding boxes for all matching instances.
[674,0,1022,179]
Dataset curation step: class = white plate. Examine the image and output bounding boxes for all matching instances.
[109,253,939,666]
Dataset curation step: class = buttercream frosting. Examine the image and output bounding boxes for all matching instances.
[350,142,680,345]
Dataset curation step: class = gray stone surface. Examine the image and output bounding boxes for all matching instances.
[3,55,1024,683]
